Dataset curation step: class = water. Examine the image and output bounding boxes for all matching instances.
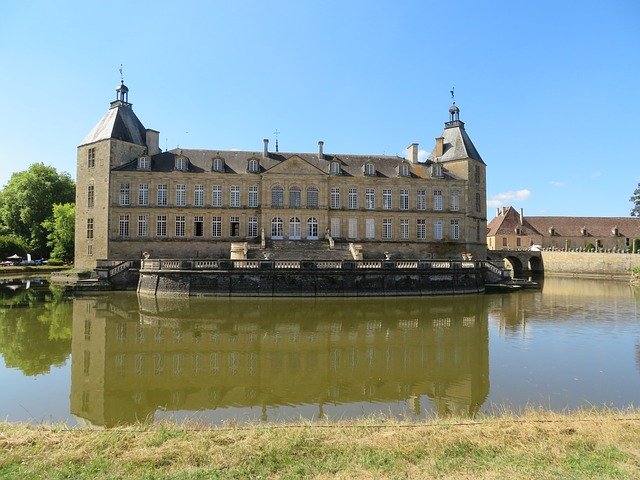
[0,276,638,427]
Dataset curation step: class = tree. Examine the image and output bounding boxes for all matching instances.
[0,163,75,257]
[631,183,640,216]
[0,234,28,260]
[42,203,75,262]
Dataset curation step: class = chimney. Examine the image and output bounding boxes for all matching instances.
[435,136,444,157]
[407,143,419,164]
[496,207,501,217]
[501,206,506,216]
[519,208,524,225]
[318,140,324,160]
[263,138,269,158]
[146,129,160,155]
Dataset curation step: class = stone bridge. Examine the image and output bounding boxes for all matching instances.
[487,250,543,277]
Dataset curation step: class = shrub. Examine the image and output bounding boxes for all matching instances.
[47,259,64,266]
[585,243,596,252]
[633,238,640,253]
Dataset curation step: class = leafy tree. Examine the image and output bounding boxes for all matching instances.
[0,234,28,259]
[42,203,75,262]
[631,183,640,216]
[0,163,75,257]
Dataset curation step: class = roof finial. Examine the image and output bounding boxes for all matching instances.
[274,128,280,153]
[119,64,124,84]
[450,86,455,103]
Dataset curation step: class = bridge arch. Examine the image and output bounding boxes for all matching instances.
[503,256,524,277]
[529,255,543,274]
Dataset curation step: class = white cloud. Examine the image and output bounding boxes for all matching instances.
[417,149,430,162]
[591,171,602,178]
[549,180,566,187]
[487,189,531,208]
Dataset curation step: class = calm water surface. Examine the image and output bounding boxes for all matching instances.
[0,276,638,427]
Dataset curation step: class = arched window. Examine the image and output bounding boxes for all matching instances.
[307,217,319,239]
[138,156,150,170]
[248,159,259,173]
[289,217,301,240]
[271,217,283,239]
[306,186,319,208]
[271,185,284,207]
[289,186,301,208]
[399,163,409,177]
[330,161,341,175]
[364,163,375,176]
[212,158,224,172]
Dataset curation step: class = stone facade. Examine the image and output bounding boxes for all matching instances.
[75,84,487,269]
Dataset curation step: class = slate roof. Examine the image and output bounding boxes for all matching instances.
[427,120,484,164]
[81,102,147,146]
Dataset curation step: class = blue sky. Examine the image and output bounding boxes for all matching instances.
[1,0,638,217]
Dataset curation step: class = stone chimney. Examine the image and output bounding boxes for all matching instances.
[146,129,160,155]
[497,207,501,217]
[263,138,269,158]
[405,143,418,164]
[519,208,524,225]
[435,137,444,157]
[318,140,324,160]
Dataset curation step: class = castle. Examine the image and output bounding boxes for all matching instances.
[74,83,487,269]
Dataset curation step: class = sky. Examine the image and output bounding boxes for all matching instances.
[0,0,638,218]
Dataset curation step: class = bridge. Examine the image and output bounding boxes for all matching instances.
[487,250,543,277]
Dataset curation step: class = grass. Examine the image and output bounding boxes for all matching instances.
[1,409,639,479]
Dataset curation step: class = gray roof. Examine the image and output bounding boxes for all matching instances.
[428,120,484,164]
[80,102,147,146]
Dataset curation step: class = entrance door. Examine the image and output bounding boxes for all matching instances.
[289,217,301,240]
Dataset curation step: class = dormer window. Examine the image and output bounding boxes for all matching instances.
[581,227,587,236]
[213,158,224,172]
[432,163,443,177]
[398,163,410,177]
[175,157,188,171]
[330,161,341,175]
[248,159,260,173]
[364,163,375,176]
[138,156,150,170]
[549,226,555,236]
[612,226,619,236]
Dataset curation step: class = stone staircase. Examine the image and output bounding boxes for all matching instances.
[247,240,353,261]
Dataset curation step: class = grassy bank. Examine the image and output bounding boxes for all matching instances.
[1,410,639,479]
[0,265,71,277]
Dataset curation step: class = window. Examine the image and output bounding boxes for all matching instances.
[307,217,319,239]
[330,218,341,237]
[330,188,340,209]
[502,237,508,247]
[475,165,481,184]
[307,186,319,208]
[248,217,258,237]
[87,148,95,168]
[194,216,203,237]
[400,189,409,210]
[383,189,392,210]
[434,220,443,240]
[175,157,187,171]
[87,185,94,208]
[87,244,93,256]
[365,188,375,209]
[213,158,224,172]
[450,191,459,211]
[86,218,94,239]
[157,184,167,206]
[475,192,481,212]
[119,183,130,206]
[348,188,358,209]
[176,184,186,206]
[348,218,358,239]
[248,159,259,173]
[289,217,301,239]
[364,163,375,176]
[417,189,426,210]
[383,219,392,239]
[138,156,150,170]
[212,185,222,207]
[417,219,426,240]
[399,163,409,177]
[175,215,185,237]
[434,190,443,211]
[230,186,240,207]
[330,161,340,175]
[365,218,375,239]
[400,219,409,239]
[194,185,204,206]
[157,215,167,236]
[271,186,284,207]
[119,214,129,237]
[271,217,283,239]
[432,163,443,177]
[248,186,259,207]
[289,186,301,208]
[230,216,240,237]
[138,215,148,237]
[477,222,481,242]
[212,216,222,237]
[516,237,521,247]
[138,184,149,206]
[450,219,459,240]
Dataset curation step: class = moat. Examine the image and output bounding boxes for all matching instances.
[0,276,638,427]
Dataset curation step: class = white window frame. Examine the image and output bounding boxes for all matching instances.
[307,186,319,208]
[348,218,358,239]
[400,218,409,239]
[417,219,426,240]
[213,158,224,172]
[450,190,459,212]
[365,188,375,209]
[248,217,258,238]
[307,217,319,239]
[348,188,358,209]
[289,217,301,240]
[157,184,167,206]
[330,218,341,238]
[450,219,460,240]
[364,163,375,176]
[382,189,392,210]
[176,184,186,206]
[156,215,167,236]
[119,183,130,206]
[434,220,443,240]
[119,214,129,237]
[330,187,340,209]
[365,218,375,239]
[271,217,284,239]
[230,185,240,208]
[248,186,259,208]
[138,184,148,206]
[289,186,301,208]
[194,185,204,207]
[434,190,443,211]
[175,215,185,237]
[330,161,340,175]
[399,189,409,210]
[271,186,284,207]
[137,215,148,237]
[87,185,94,208]
[212,185,222,207]
[212,216,222,237]
[382,219,392,239]
[417,189,426,211]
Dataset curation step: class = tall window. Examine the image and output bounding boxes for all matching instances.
[156,215,167,236]
[383,219,392,239]
[417,189,426,210]
[399,189,409,210]
[289,217,301,239]
[417,219,426,240]
[248,186,259,207]
[434,220,443,240]
[450,191,459,211]
[138,156,150,170]
[450,219,459,240]
[289,186,301,208]
[175,215,185,237]
[86,218,94,239]
[87,148,95,168]
[366,188,375,209]
[119,214,129,237]
[138,184,149,206]
[175,158,187,171]
[157,185,167,206]
[433,190,443,211]
[230,216,240,237]
[212,216,222,237]
[119,183,130,206]
[330,218,341,237]
[475,165,481,184]
[213,158,224,172]
[230,186,240,207]
[248,217,258,237]
[348,188,358,209]
[383,189,392,210]
[194,185,204,206]
[307,217,319,239]
[400,219,409,239]
[176,184,186,206]
[212,185,222,207]
[248,159,259,173]
[307,186,319,208]
[330,187,340,209]
[475,192,481,212]
[194,216,204,237]
[348,218,357,239]
[271,217,283,239]
[365,218,375,239]
[87,185,94,208]
[364,163,375,176]
[138,215,148,237]
[271,186,284,207]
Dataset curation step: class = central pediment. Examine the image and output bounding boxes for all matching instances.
[264,155,326,176]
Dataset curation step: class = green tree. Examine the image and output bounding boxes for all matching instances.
[0,163,75,257]
[0,234,28,260]
[42,203,75,262]
[631,182,640,216]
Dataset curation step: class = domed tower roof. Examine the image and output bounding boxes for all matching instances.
[115,81,129,103]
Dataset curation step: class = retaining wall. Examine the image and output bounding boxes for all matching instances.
[541,251,640,278]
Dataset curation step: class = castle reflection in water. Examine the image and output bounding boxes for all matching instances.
[70,295,489,427]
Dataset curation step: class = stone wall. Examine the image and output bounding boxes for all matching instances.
[541,251,640,278]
